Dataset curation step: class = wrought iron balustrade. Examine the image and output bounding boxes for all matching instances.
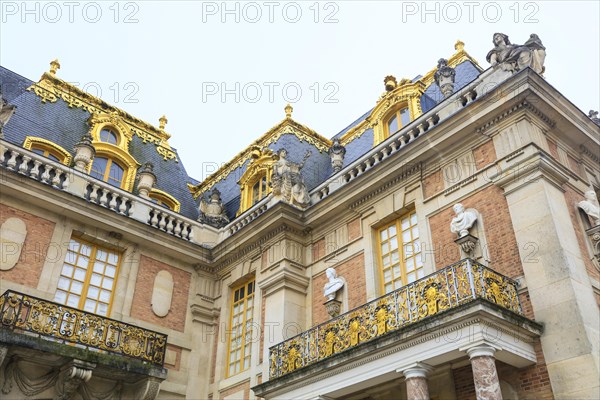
[269,259,521,379]
[0,290,167,366]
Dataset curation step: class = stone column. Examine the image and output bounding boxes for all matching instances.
[399,362,433,400]
[492,146,600,398]
[258,236,309,380]
[465,345,502,400]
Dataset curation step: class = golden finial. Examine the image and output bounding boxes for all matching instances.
[285,104,293,119]
[455,40,465,52]
[49,59,61,75]
[384,75,397,91]
[159,115,168,130]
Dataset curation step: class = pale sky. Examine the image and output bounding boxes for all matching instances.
[1,0,598,181]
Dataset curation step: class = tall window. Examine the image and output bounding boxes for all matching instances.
[386,107,411,136]
[53,238,120,316]
[227,280,255,376]
[377,211,423,294]
[251,174,268,205]
[90,156,125,187]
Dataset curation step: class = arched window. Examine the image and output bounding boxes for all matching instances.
[149,189,181,212]
[251,173,269,205]
[23,137,72,165]
[90,156,125,188]
[99,128,119,145]
[385,106,411,137]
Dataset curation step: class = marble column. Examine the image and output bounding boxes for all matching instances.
[466,345,502,400]
[400,362,433,400]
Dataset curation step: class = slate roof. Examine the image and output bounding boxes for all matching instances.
[0,66,199,219]
[1,58,483,223]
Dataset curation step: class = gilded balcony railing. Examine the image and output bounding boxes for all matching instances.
[269,259,521,379]
[0,290,167,366]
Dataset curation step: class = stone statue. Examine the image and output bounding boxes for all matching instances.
[323,267,344,301]
[450,203,478,238]
[434,58,456,98]
[578,190,600,226]
[271,148,311,208]
[589,110,600,126]
[0,86,17,136]
[486,33,546,75]
[199,188,230,228]
[328,138,346,173]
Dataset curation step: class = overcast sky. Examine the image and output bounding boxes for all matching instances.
[1,0,598,181]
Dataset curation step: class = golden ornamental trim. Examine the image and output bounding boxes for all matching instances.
[149,188,181,213]
[340,41,482,146]
[27,73,177,162]
[22,136,72,165]
[269,259,522,379]
[189,119,331,198]
[0,290,168,366]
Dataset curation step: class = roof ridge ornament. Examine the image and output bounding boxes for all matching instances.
[159,115,168,130]
[285,103,293,119]
[49,59,61,75]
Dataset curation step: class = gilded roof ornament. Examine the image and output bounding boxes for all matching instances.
[159,115,168,130]
[454,40,465,52]
[384,75,397,92]
[285,104,293,119]
[49,59,61,75]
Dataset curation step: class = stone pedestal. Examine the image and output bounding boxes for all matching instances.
[324,298,341,318]
[465,345,502,400]
[399,362,432,400]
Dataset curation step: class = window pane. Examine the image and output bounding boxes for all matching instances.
[67,294,80,307]
[61,264,74,277]
[99,290,111,302]
[90,273,102,286]
[88,286,100,300]
[105,265,116,278]
[100,128,118,144]
[74,268,86,281]
[400,107,410,126]
[387,115,399,135]
[54,290,67,304]
[57,277,70,290]
[90,157,108,180]
[71,281,83,295]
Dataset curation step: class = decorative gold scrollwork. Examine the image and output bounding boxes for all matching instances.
[269,259,523,379]
[0,290,168,366]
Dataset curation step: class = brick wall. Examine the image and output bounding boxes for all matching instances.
[312,238,325,262]
[546,138,559,159]
[312,252,366,326]
[219,380,250,400]
[0,204,55,288]
[130,255,191,332]
[453,364,476,400]
[473,140,497,170]
[348,218,361,241]
[428,185,523,279]
[423,170,443,199]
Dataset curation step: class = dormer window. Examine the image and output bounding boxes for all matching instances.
[90,156,125,188]
[23,136,72,165]
[99,128,119,145]
[386,107,410,136]
[252,174,269,205]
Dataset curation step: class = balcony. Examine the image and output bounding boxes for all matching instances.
[0,290,167,366]
[255,259,542,399]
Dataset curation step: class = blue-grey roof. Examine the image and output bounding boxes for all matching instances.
[0,66,199,219]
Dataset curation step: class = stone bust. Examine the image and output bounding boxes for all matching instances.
[578,190,600,226]
[323,268,344,301]
[450,203,478,238]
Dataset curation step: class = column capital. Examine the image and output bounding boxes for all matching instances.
[396,362,433,379]
[461,342,499,359]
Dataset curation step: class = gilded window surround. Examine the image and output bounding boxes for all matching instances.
[88,142,140,191]
[339,40,482,147]
[237,147,275,215]
[27,71,178,162]
[22,136,72,165]
[188,119,331,199]
[149,188,181,212]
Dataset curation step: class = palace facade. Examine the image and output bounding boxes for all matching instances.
[0,34,599,400]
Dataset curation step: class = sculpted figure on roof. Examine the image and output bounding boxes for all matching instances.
[0,86,17,136]
[486,33,546,75]
[271,148,311,208]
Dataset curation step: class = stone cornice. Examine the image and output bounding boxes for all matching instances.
[476,100,556,136]
[257,264,310,296]
[580,144,600,164]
